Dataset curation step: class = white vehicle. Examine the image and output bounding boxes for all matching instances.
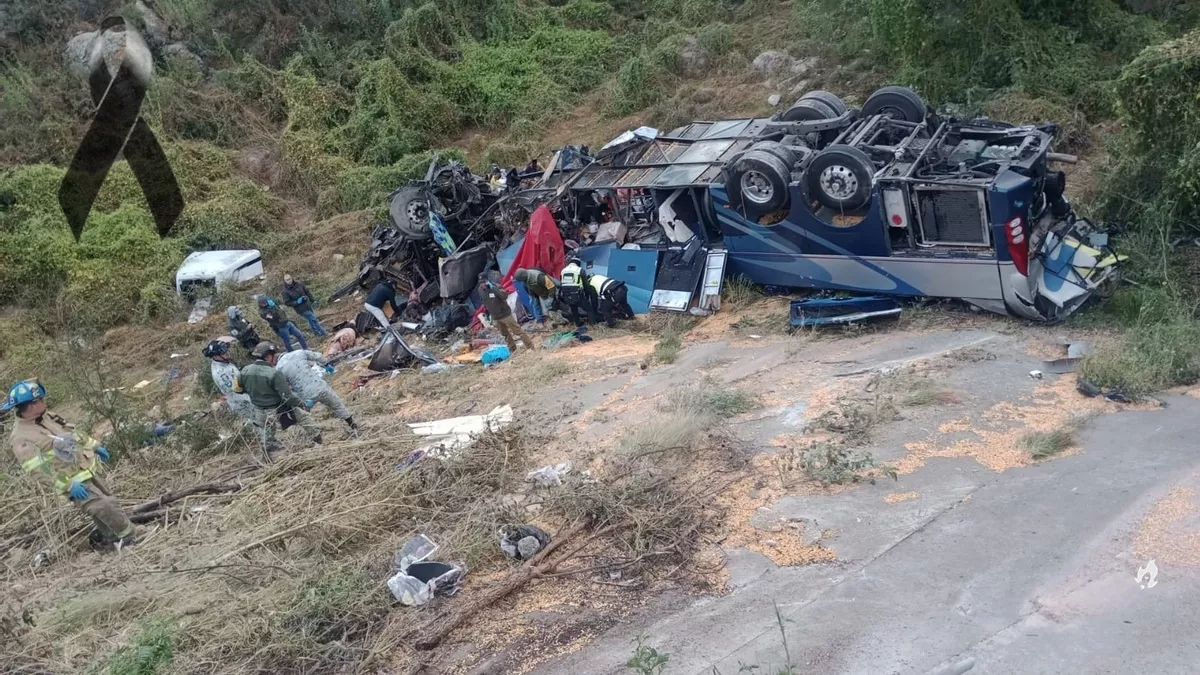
[175,249,264,296]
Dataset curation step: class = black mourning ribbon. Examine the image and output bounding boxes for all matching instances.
[58,17,183,241]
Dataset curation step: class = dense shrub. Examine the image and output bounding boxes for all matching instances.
[1099,30,1200,235]
[979,90,1091,150]
[333,148,466,213]
[560,0,618,30]
[610,54,663,115]
[443,27,614,127]
[796,0,1166,115]
[0,215,79,304]
[695,22,734,56]
[174,179,285,251]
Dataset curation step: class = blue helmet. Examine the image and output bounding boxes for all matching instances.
[2,379,46,411]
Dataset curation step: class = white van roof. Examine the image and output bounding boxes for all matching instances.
[176,249,262,283]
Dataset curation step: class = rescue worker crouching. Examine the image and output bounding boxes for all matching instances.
[364,278,405,334]
[4,380,136,549]
[274,348,359,435]
[235,342,323,456]
[558,257,598,327]
[226,305,262,352]
[203,337,256,426]
[513,267,557,326]
[589,273,636,327]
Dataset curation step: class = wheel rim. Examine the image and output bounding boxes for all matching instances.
[819,165,859,201]
[406,198,430,226]
[740,170,775,205]
[878,104,913,121]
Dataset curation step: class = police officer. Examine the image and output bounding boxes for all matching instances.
[558,257,598,326]
[588,273,636,327]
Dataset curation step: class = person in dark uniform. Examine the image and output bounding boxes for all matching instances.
[363,278,405,331]
[588,274,636,327]
[557,258,598,326]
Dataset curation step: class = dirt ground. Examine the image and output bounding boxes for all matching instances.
[2,290,1157,674]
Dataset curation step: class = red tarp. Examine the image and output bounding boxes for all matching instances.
[471,204,566,328]
[499,204,566,292]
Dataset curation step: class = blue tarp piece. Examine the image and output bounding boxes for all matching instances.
[608,249,660,315]
[496,235,525,276]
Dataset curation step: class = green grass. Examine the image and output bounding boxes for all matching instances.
[665,382,756,417]
[1076,286,1200,398]
[1018,428,1075,459]
[653,332,683,364]
[721,274,764,311]
[102,617,177,675]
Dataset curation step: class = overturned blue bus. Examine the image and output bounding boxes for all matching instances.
[380,86,1122,322]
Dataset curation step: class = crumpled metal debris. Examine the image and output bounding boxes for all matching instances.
[1042,340,1093,374]
[498,524,551,560]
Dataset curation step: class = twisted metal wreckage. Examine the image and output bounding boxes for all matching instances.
[331,86,1125,367]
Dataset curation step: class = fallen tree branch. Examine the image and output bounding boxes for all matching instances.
[129,481,242,514]
[130,509,169,524]
[413,518,592,651]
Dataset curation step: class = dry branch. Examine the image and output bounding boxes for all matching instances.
[128,481,242,514]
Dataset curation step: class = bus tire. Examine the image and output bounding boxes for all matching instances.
[862,86,928,123]
[389,185,436,240]
[806,145,875,211]
[731,150,791,212]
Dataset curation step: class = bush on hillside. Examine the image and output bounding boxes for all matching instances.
[441,27,615,127]
[559,0,618,30]
[163,141,237,203]
[280,130,353,207]
[795,0,1165,115]
[174,179,286,251]
[980,91,1090,150]
[696,22,735,56]
[0,215,79,304]
[143,57,245,145]
[334,148,467,213]
[62,258,145,330]
[610,54,664,115]
[0,164,64,223]
[335,58,462,165]
[78,205,183,265]
[1099,30,1200,238]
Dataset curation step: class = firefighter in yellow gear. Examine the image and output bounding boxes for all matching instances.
[5,379,136,547]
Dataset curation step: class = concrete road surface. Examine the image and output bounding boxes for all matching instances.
[537,380,1200,674]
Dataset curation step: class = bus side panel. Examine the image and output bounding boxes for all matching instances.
[725,252,1006,301]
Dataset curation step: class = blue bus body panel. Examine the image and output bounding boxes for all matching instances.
[714,185,1007,302]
